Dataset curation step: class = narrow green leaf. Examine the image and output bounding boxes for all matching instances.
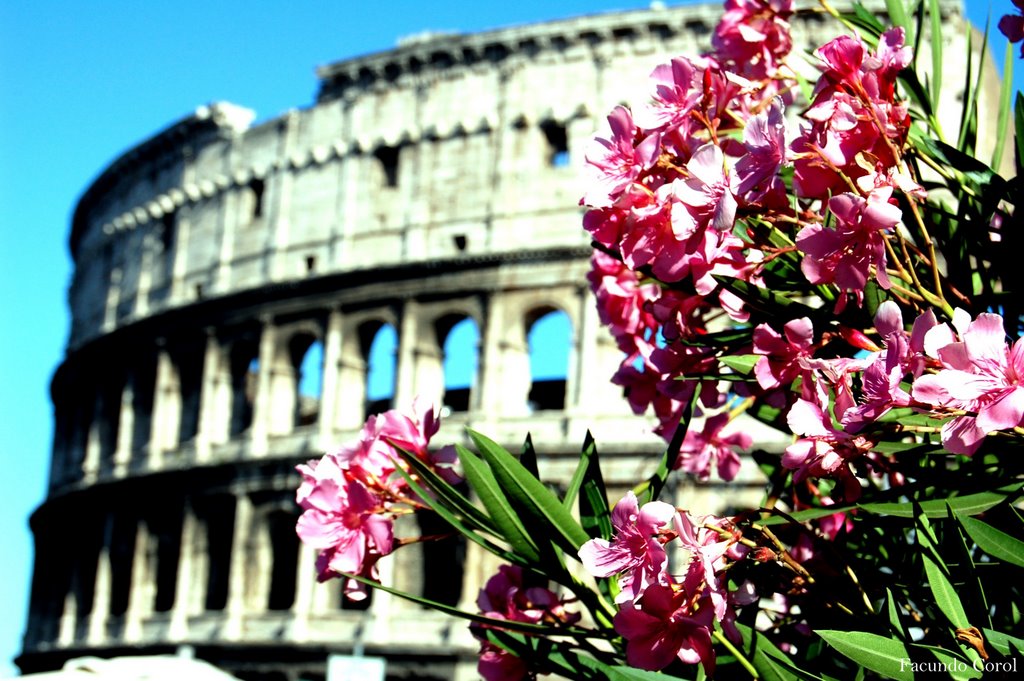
[634,392,693,505]
[912,644,981,681]
[928,0,943,117]
[469,430,591,552]
[577,433,613,542]
[339,570,576,636]
[393,445,496,533]
[858,484,1022,517]
[713,274,819,319]
[885,0,912,43]
[1014,92,1024,168]
[923,554,971,629]
[719,353,759,375]
[991,42,1014,170]
[959,515,1024,568]
[520,432,540,478]
[982,628,1024,656]
[457,444,541,562]
[815,630,913,681]
[563,432,596,510]
[946,507,993,629]
[885,588,905,639]
[734,622,821,681]
[388,452,521,564]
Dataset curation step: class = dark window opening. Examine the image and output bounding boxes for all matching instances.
[305,255,316,273]
[230,347,259,437]
[267,511,300,611]
[249,178,265,219]
[374,145,400,188]
[420,510,465,606]
[202,497,235,611]
[195,284,204,299]
[293,335,324,428]
[160,213,175,253]
[541,121,569,167]
[152,510,183,613]
[109,515,136,616]
[453,234,467,252]
[176,351,203,444]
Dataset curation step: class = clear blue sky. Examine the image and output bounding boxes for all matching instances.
[0,0,1018,676]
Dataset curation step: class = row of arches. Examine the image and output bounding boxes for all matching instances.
[51,301,576,487]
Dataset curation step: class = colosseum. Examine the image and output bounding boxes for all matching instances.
[20,1,977,680]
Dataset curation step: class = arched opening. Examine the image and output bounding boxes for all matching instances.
[175,347,204,445]
[198,496,235,612]
[527,309,572,411]
[364,323,397,418]
[266,510,300,611]
[439,316,479,413]
[292,335,324,428]
[229,344,259,437]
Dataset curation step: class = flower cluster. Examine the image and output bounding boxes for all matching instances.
[295,399,457,598]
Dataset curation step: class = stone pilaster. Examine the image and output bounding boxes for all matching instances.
[223,493,253,640]
[87,514,114,644]
[318,309,344,448]
[196,330,227,461]
[250,321,277,457]
[169,502,198,639]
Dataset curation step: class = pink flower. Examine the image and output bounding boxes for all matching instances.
[1000,1,1024,58]
[477,644,528,681]
[753,317,815,391]
[783,395,870,500]
[633,57,702,132]
[578,491,676,603]
[912,310,1024,455]
[295,470,394,581]
[582,106,661,208]
[677,412,752,481]
[587,251,661,354]
[672,143,738,239]
[797,188,901,295]
[713,0,794,80]
[735,98,789,207]
[613,583,716,674]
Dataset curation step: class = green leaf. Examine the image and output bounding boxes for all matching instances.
[563,432,595,510]
[634,392,693,505]
[958,515,1024,568]
[858,484,1022,517]
[815,630,913,681]
[576,434,613,541]
[469,430,591,552]
[923,554,971,629]
[982,628,1024,656]
[885,0,913,43]
[520,433,540,478]
[912,644,981,681]
[713,274,819,319]
[946,507,993,629]
[885,588,905,639]
[1014,92,1024,169]
[388,451,521,564]
[457,444,541,562]
[992,41,1014,170]
[719,353,759,375]
[734,622,823,681]
[393,444,496,533]
[928,0,943,117]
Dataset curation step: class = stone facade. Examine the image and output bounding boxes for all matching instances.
[22,2,978,680]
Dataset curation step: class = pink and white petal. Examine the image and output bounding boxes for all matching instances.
[976,386,1024,434]
[941,415,987,456]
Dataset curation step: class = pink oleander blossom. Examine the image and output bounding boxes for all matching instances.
[582,105,661,208]
[579,491,676,603]
[672,142,738,239]
[712,0,794,80]
[735,98,789,207]
[295,471,394,582]
[753,317,815,391]
[587,250,660,353]
[613,582,716,674]
[634,56,703,132]
[783,394,871,500]
[797,188,901,300]
[676,412,752,481]
[477,644,528,681]
[912,310,1024,455]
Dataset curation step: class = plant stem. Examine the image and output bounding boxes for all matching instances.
[713,628,760,679]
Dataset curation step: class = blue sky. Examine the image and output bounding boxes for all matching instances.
[0,0,1019,676]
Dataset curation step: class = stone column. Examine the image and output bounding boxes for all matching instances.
[250,320,277,457]
[87,514,114,644]
[318,309,344,448]
[82,391,104,481]
[113,375,136,476]
[124,518,151,642]
[568,285,596,414]
[395,301,443,409]
[477,292,530,419]
[289,544,318,638]
[223,493,253,640]
[149,345,180,468]
[169,501,198,639]
[196,331,227,461]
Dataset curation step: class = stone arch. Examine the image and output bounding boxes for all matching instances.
[227,335,260,438]
[436,313,480,414]
[266,321,323,436]
[361,319,398,419]
[525,305,573,412]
